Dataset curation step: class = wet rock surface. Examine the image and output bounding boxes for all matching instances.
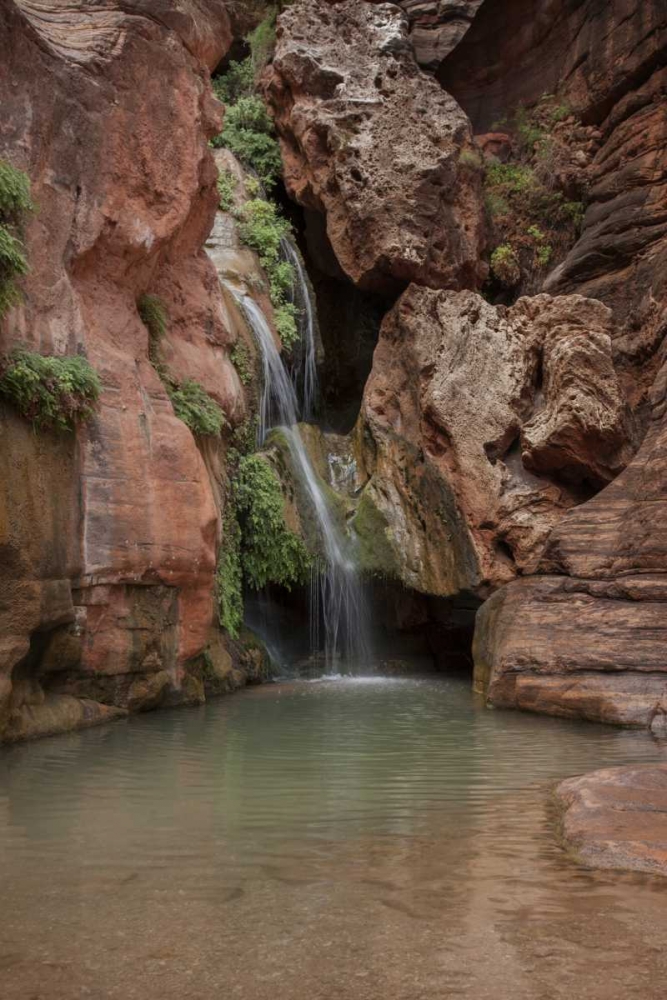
[556,765,667,876]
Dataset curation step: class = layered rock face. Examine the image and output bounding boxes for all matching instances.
[436,0,667,728]
[0,1,267,742]
[265,0,485,294]
[356,288,631,597]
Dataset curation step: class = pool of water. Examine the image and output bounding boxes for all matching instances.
[2,676,666,999]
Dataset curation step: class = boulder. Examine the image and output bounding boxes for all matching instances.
[356,287,631,596]
[265,0,485,294]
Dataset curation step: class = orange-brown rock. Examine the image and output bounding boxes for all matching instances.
[441,0,667,401]
[0,0,262,742]
[355,287,631,596]
[265,0,485,295]
[439,0,667,728]
[556,765,667,876]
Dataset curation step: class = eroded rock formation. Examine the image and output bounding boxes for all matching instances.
[355,288,631,596]
[0,0,267,742]
[439,0,667,729]
[265,0,485,294]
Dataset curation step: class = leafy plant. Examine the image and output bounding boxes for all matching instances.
[248,11,277,75]
[235,453,311,590]
[231,341,253,385]
[0,227,29,317]
[138,294,168,345]
[459,148,483,171]
[211,96,282,189]
[236,197,290,262]
[0,160,32,319]
[490,244,521,287]
[167,379,227,437]
[235,198,300,352]
[217,168,238,211]
[213,60,255,105]
[0,349,101,431]
[274,302,298,353]
[217,507,244,639]
[536,244,553,267]
[0,160,33,222]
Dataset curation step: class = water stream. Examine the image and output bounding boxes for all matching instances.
[280,236,319,421]
[2,676,665,1000]
[230,281,370,671]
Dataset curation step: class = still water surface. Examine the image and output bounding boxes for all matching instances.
[1,676,666,999]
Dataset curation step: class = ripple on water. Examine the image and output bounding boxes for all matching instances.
[1,676,666,1000]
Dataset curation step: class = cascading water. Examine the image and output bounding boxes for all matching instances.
[280,237,318,421]
[228,283,371,672]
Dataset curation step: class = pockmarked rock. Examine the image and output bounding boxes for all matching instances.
[265,0,485,294]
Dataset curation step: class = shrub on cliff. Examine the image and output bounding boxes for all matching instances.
[211,96,282,190]
[217,508,244,639]
[235,453,311,591]
[167,380,227,437]
[0,350,101,431]
[138,294,168,343]
[0,160,33,318]
[236,198,299,352]
[482,98,587,298]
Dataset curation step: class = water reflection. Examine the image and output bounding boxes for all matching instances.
[1,677,666,999]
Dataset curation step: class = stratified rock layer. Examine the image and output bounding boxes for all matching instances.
[556,765,667,876]
[265,0,485,294]
[355,288,631,596]
[437,0,667,728]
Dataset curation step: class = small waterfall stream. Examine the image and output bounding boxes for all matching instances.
[229,282,371,672]
[280,237,318,421]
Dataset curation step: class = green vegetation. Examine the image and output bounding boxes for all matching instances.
[482,97,586,295]
[235,197,299,351]
[211,95,282,190]
[231,341,253,385]
[0,160,33,318]
[490,244,521,287]
[459,148,484,171]
[217,168,238,211]
[236,453,311,591]
[166,380,227,437]
[273,302,298,353]
[137,295,226,437]
[138,294,168,346]
[217,507,244,639]
[0,349,101,431]
[0,160,33,220]
[213,59,254,105]
[210,5,284,189]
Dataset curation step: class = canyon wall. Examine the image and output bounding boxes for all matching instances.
[268,0,667,728]
[2,0,666,738]
[0,0,267,742]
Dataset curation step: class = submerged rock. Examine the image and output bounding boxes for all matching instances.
[556,765,667,876]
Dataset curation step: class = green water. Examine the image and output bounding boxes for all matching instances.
[1,676,666,999]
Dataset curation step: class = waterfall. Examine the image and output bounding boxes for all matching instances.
[280,237,319,421]
[229,286,371,672]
